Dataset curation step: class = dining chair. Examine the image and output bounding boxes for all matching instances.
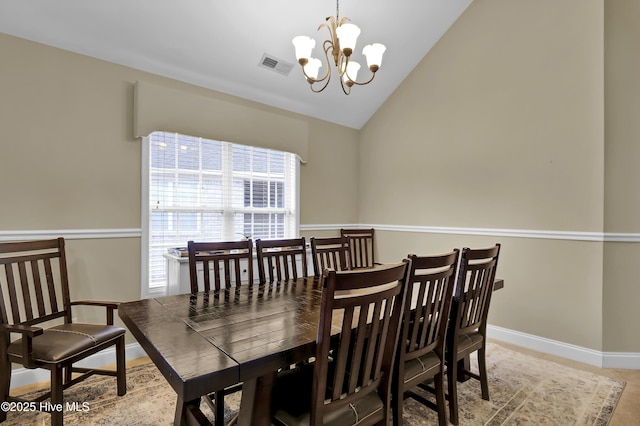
[270,261,411,426]
[0,238,126,426]
[186,240,253,426]
[340,228,376,269]
[392,250,459,426]
[187,239,254,293]
[309,236,351,278]
[446,243,501,425]
[255,238,308,284]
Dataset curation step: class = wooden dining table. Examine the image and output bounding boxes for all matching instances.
[118,276,504,426]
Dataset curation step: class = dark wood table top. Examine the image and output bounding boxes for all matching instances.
[119,276,505,425]
[118,278,326,412]
[158,278,325,381]
[118,296,241,403]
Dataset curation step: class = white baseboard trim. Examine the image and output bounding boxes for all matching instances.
[488,324,640,369]
[601,352,640,369]
[9,343,148,390]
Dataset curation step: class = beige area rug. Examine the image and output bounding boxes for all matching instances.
[5,343,625,425]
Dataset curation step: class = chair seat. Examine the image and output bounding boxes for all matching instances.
[8,323,125,363]
[403,351,441,384]
[272,364,384,426]
[454,331,483,354]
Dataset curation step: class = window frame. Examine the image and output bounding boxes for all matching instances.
[140,133,300,298]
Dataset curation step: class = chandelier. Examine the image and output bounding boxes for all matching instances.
[292,0,386,95]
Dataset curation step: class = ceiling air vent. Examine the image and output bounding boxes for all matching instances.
[259,54,294,76]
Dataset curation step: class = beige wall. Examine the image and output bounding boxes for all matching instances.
[361,0,604,231]
[603,0,640,351]
[301,121,359,225]
[360,0,613,351]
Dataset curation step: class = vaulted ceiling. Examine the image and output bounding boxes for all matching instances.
[0,0,472,129]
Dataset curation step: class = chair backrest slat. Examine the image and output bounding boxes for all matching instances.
[188,240,254,293]
[30,259,46,317]
[4,263,21,324]
[0,275,6,325]
[203,259,213,290]
[347,302,368,393]
[255,238,307,284]
[18,260,35,322]
[43,257,59,314]
[363,303,386,388]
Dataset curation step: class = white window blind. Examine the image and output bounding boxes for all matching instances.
[144,131,299,295]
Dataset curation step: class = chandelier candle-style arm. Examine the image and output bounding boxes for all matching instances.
[292,0,386,95]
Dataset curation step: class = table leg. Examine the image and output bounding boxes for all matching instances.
[174,396,213,426]
[237,372,276,426]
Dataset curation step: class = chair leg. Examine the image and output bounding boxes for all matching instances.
[0,356,10,422]
[51,366,64,426]
[116,336,127,396]
[478,347,489,400]
[434,372,448,426]
[391,380,402,426]
[447,359,459,426]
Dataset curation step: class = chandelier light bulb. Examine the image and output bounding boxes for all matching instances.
[362,43,386,71]
[343,61,361,86]
[304,58,322,80]
[292,36,316,63]
[335,23,361,56]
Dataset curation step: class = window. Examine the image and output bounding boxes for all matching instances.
[141,132,300,297]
